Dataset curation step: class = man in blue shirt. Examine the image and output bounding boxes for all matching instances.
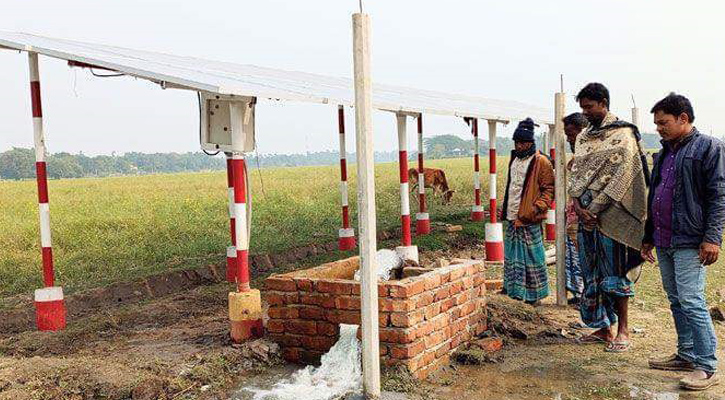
[643,93,725,391]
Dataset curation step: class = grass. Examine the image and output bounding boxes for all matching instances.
[0,157,510,299]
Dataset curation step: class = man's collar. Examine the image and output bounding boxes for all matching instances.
[662,127,698,150]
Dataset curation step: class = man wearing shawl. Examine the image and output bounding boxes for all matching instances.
[563,112,589,305]
[501,118,554,305]
[569,83,648,352]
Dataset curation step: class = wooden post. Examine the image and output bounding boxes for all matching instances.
[352,12,381,399]
[554,92,567,306]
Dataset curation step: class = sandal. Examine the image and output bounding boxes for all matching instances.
[576,334,608,344]
[605,340,631,353]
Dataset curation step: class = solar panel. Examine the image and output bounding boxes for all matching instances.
[0,31,553,124]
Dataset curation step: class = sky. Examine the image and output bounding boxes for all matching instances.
[0,0,723,156]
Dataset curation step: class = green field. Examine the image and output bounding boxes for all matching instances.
[3,155,725,311]
[0,157,509,298]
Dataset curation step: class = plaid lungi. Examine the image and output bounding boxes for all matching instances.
[503,223,549,302]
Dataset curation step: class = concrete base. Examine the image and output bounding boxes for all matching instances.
[395,245,419,264]
[229,289,263,342]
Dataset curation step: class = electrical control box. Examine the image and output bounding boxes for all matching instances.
[199,92,256,153]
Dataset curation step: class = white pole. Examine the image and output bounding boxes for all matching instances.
[554,92,567,306]
[631,107,640,131]
[352,12,381,399]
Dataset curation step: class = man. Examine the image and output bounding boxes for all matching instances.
[568,83,647,352]
[643,93,724,390]
[563,112,589,305]
[501,118,554,305]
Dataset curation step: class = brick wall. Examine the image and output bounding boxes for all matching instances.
[263,256,487,379]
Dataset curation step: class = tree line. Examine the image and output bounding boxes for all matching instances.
[0,133,664,180]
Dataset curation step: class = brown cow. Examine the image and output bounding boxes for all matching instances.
[408,168,455,205]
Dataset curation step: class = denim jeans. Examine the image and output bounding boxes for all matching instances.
[656,247,718,373]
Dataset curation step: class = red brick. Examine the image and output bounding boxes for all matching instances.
[268,333,303,347]
[380,298,416,312]
[326,309,361,325]
[388,279,426,298]
[424,302,442,320]
[485,279,503,291]
[424,330,446,348]
[434,285,450,302]
[265,277,297,292]
[464,264,478,277]
[414,292,434,308]
[476,337,504,353]
[449,267,466,281]
[438,270,451,284]
[431,313,449,330]
[301,335,338,351]
[379,313,390,328]
[473,273,486,286]
[390,340,425,359]
[461,276,474,289]
[378,283,390,297]
[284,319,317,335]
[475,321,489,336]
[267,319,285,333]
[449,306,462,321]
[440,297,456,312]
[263,292,285,306]
[296,278,314,291]
[335,296,361,310]
[299,293,335,308]
[317,321,340,336]
[282,347,301,363]
[390,309,424,328]
[379,327,416,344]
[448,280,463,295]
[424,274,442,291]
[299,306,325,320]
[435,341,452,358]
[414,320,434,339]
[380,345,389,356]
[450,335,461,350]
[316,279,353,295]
[268,306,299,319]
[456,291,471,306]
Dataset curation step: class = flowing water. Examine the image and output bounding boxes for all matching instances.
[238,249,402,400]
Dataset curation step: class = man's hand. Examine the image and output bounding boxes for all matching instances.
[513,219,524,228]
[699,242,720,266]
[641,243,655,263]
[572,198,598,228]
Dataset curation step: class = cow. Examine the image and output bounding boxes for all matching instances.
[408,167,455,205]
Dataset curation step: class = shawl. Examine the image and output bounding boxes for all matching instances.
[568,113,648,250]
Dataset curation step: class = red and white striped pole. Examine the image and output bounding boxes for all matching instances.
[485,120,504,262]
[337,105,356,250]
[395,113,418,263]
[471,118,485,221]
[545,124,556,241]
[227,100,262,343]
[415,114,430,235]
[225,153,237,282]
[29,52,66,331]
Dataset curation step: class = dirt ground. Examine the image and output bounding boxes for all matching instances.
[2,239,725,400]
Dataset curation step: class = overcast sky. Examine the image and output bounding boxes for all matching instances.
[1,0,723,155]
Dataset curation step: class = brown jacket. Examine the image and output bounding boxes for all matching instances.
[501,151,555,225]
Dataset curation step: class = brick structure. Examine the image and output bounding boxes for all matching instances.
[263,256,487,379]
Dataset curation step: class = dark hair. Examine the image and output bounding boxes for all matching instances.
[576,83,610,107]
[650,92,695,123]
[562,112,589,129]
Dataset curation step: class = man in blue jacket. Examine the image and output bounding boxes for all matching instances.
[642,93,725,390]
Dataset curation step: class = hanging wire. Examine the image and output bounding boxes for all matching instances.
[254,146,267,198]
